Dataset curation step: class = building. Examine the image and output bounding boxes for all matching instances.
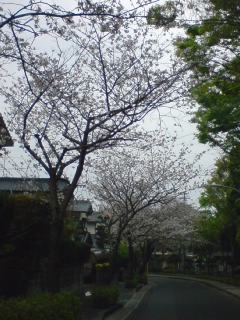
[68,200,105,235]
[68,199,93,228]
[87,212,103,235]
[68,200,107,253]
[0,177,107,256]
[0,177,69,195]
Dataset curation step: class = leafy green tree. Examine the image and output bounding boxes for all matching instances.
[170,0,240,269]
[117,241,129,268]
[198,154,240,268]
[175,0,240,151]
[148,0,240,151]
[0,193,50,296]
[147,1,178,28]
[147,0,240,270]
[0,193,50,255]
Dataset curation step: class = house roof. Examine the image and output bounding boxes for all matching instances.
[0,114,13,147]
[69,199,93,215]
[0,177,69,193]
[87,212,101,224]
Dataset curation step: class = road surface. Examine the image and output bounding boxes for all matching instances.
[127,277,240,320]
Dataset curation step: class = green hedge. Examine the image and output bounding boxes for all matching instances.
[92,285,119,308]
[60,240,91,267]
[0,193,50,296]
[96,263,111,284]
[137,273,148,285]
[125,275,138,289]
[0,292,81,320]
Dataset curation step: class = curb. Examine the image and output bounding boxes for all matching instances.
[103,284,152,320]
[150,274,240,301]
[102,303,123,320]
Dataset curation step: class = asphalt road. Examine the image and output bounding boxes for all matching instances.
[127,277,240,320]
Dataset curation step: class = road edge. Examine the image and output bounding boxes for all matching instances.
[103,283,153,320]
[149,274,240,301]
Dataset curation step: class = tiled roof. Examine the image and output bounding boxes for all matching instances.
[0,177,69,192]
[69,200,93,214]
[87,212,101,223]
[0,114,13,147]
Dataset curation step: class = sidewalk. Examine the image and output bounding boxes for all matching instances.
[105,284,152,320]
[83,282,148,320]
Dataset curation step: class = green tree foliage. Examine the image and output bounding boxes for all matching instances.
[147,0,240,268]
[60,239,90,267]
[197,154,240,265]
[0,193,50,257]
[117,241,129,268]
[0,193,50,296]
[0,193,92,296]
[0,292,82,320]
[173,0,240,268]
[175,0,240,151]
[91,285,119,308]
[147,1,178,28]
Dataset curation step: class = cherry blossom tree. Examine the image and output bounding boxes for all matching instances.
[0,0,160,30]
[154,200,200,272]
[91,133,201,272]
[0,1,163,79]
[122,207,160,277]
[2,12,186,290]
[122,200,198,276]
[156,200,198,239]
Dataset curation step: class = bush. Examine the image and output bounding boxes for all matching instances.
[91,285,119,308]
[0,292,81,320]
[117,242,129,268]
[83,273,95,284]
[0,193,50,296]
[95,262,111,271]
[125,275,138,289]
[138,273,148,285]
[96,263,111,284]
[162,264,177,274]
[60,240,91,267]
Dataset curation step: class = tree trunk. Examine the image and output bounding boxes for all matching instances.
[139,240,155,275]
[127,236,134,278]
[111,233,122,277]
[45,177,64,292]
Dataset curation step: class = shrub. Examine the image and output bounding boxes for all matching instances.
[125,275,138,289]
[0,193,50,296]
[162,264,177,274]
[96,263,111,284]
[95,262,111,271]
[91,285,119,308]
[0,292,81,320]
[60,240,91,267]
[83,273,95,284]
[138,273,148,285]
[117,242,129,267]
